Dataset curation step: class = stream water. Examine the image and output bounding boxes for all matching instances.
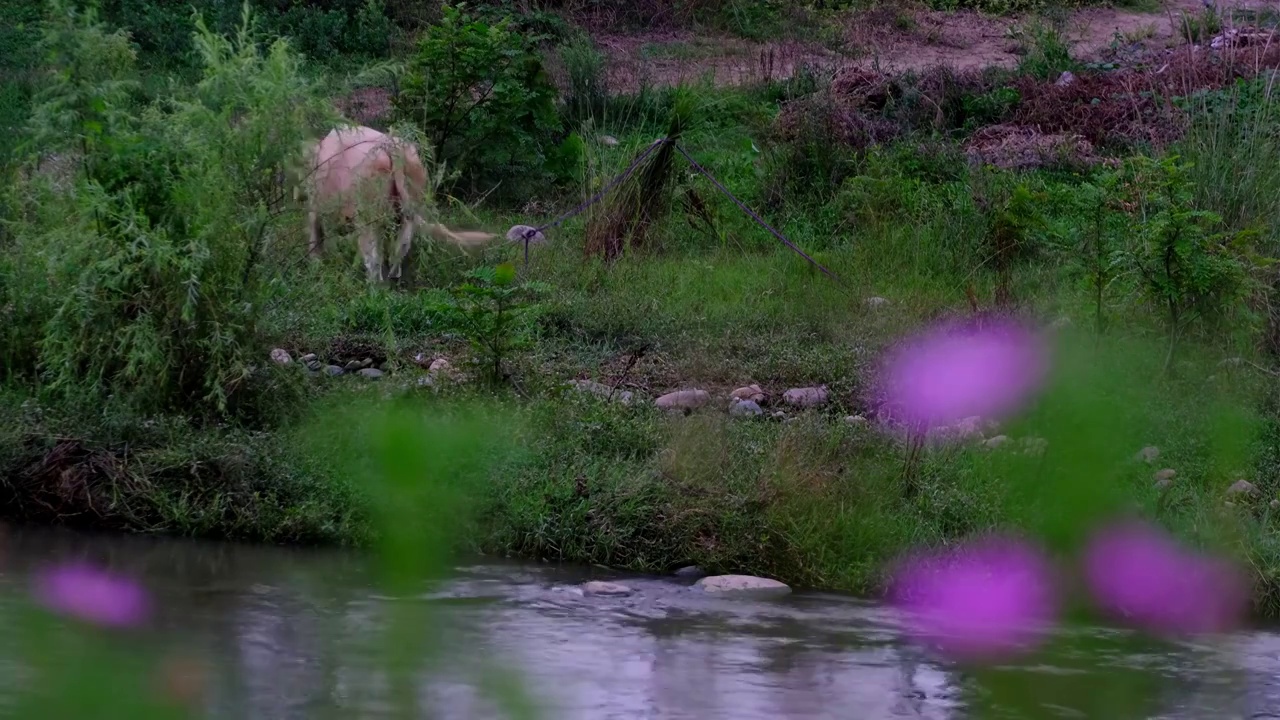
[0,523,1278,719]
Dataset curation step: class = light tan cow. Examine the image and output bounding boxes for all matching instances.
[297,125,499,282]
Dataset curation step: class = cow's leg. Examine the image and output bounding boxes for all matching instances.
[306,205,325,259]
[357,223,384,283]
[388,212,414,281]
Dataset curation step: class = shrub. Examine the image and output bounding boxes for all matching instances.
[393,4,579,202]
[430,264,551,386]
[1012,19,1077,81]
[4,2,337,419]
[1114,155,1268,369]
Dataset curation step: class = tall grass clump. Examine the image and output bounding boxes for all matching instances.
[4,1,337,420]
[558,34,609,128]
[583,92,695,261]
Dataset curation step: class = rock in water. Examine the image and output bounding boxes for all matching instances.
[655,389,710,410]
[582,581,632,597]
[695,575,791,597]
[783,386,828,408]
[729,399,763,417]
[269,348,292,365]
[673,566,706,578]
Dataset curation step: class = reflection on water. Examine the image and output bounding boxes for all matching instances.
[0,523,1277,719]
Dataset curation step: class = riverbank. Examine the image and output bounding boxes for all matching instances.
[4,0,1280,619]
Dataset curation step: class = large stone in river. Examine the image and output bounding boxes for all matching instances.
[582,581,633,597]
[695,574,791,598]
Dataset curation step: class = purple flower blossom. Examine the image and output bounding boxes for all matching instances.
[877,318,1050,432]
[32,562,151,629]
[889,535,1059,662]
[1082,519,1248,637]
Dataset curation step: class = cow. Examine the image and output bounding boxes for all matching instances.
[295,125,500,283]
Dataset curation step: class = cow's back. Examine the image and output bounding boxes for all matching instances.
[311,125,398,217]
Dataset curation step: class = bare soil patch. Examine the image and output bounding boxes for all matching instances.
[592,0,1277,89]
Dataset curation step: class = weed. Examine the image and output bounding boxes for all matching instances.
[433,264,552,386]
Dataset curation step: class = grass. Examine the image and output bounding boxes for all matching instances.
[6,0,1280,627]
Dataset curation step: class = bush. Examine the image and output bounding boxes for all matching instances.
[4,2,338,420]
[393,4,580,202]
[1114,155,1268,368]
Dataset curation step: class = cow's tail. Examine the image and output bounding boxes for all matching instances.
[423,223,498,251]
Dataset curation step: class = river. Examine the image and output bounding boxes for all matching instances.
[0,523,1278,719]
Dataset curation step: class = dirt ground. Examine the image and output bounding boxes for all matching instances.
[592,0,1280,91]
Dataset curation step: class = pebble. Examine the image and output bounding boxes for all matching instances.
[358,368,384,379]
[1227,479,1258,497]
[1136,446,1160,464]
[600,135,620,147]
[865,297,890,308]
[673,566,706,578]
[843,415,868,427]
[730,384,765,403]
[984,435,1010,450]
[655,389,710,411]
[269,348,292,365]
[729,399,763,417]
[344,360,364,371]
[427,358,458,383]
[299,353,317,363]
[582,581,632,597]
[783,386,828,408]
[569,379,633,405]
[324,365,345,376]
[696,575,791,597]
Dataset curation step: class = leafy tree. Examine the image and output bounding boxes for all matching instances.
[393,3,578,201]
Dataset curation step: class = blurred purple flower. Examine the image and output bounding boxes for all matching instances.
[877,319,1050,432]
[889,535,1059,662]
[32,562,151,629]
[1082,519,1248,636]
